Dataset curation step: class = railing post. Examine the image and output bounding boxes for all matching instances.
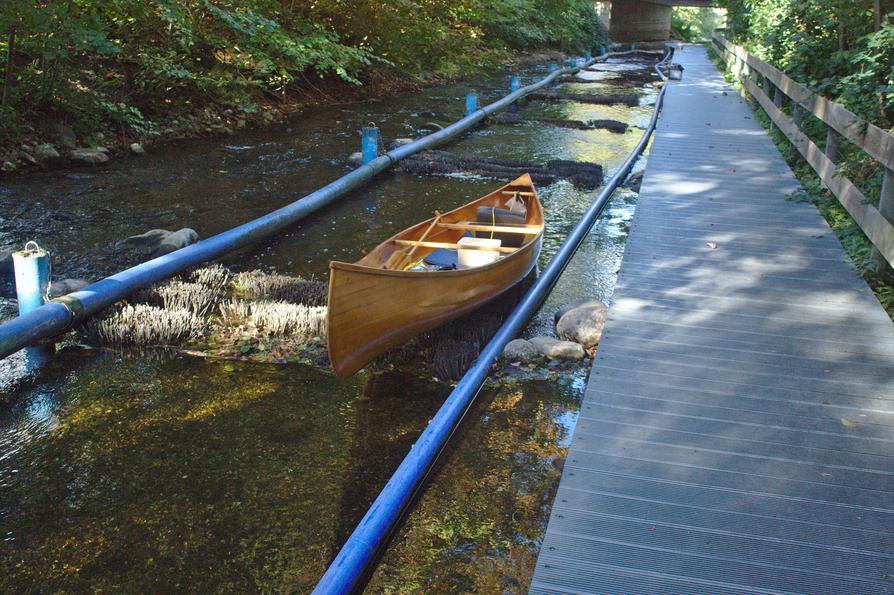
[825,127,840,162]
[872,167,894,275]
[793,104,804,128]
[773,86,784,109]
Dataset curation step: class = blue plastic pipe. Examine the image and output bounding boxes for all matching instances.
[11,242,50,315]
[0,53,611,361]
[313,48,673,595]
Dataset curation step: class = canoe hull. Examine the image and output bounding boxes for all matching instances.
[327,236,541,377]
[327,174,544,377]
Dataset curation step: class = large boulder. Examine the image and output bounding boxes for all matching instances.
[70,148,109,166]
[34,143,62,164]
[503,338,538,362]
[52,123,77,150]
[529,336,585,360]
[553,299,605,324]
[557,301,608,348]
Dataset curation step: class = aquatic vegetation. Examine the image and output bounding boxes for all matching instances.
[77,304,204,347]
[233,270,327,306]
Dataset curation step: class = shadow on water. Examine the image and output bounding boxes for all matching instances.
[0,57,656,591]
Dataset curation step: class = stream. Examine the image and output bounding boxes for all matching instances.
[0,57,656,592]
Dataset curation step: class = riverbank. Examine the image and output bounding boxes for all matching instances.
[0,50,570,178]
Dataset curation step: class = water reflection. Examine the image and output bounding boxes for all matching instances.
[0,57,653,591]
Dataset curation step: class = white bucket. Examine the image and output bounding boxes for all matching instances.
[457,237,502,268]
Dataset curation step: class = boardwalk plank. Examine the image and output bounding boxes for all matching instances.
[530,45,894,594]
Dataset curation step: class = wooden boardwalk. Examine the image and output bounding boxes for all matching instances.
[530,45,894,594]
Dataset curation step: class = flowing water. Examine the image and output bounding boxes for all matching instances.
[0,58,656,592]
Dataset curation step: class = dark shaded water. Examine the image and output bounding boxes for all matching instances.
[0,58,655,591]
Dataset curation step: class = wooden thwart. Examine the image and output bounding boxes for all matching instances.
[393,239,517,254]
[438,222,542,234]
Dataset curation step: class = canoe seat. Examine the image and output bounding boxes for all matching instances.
[475,207,527,247]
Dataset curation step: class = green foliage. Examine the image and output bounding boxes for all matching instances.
[0,0,607,140]
[717,0,894,126]
[672,7,727,42]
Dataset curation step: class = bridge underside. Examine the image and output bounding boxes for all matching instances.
[609,0,713,42]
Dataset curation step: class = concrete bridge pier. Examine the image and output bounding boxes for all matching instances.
[607,0,713,42]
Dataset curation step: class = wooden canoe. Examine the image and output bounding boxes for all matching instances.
[327,174,544,377]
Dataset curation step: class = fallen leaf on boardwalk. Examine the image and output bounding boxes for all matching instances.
[706,242,718,249]
[840,418,857,428]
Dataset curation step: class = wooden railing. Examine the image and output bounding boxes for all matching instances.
[712,32,894,268]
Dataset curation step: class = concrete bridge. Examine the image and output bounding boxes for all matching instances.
[600,0,714,42]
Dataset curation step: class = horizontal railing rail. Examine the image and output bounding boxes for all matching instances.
[712,32,894,268]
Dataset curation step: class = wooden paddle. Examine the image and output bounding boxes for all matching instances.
[384,210,442,270]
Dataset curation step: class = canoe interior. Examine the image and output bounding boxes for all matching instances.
[356,174,543,269]
[327,174,544,377]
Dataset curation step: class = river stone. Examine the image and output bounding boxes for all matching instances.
[553,299,605,324]
[52,123,77,150]
[557,301,608,348]
[529,336,585,360]
[503,338,538,362]
[34,143,61,162]
[1,161,16,173]
[390,138,413,149]
[349,151,363,165]
[70,148,110,166]
[130,143,145,155]
[125,228,199,257]
[50,278,90,297]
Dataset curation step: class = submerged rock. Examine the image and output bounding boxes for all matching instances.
[130,143,146,155]
[50,278,91,297]
[503,338,538,362]
[125,228,199,258]
[557,301,608,348]
[623,170,644,192]
[1,160,16,173]
[530,336,585,360]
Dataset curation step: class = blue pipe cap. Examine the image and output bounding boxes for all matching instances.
[11,241,50,316]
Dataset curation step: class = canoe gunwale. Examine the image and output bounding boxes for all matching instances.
[326,174,544,376]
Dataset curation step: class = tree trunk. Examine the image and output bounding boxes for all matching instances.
[874,0,882,32]
[2,23,15,106]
